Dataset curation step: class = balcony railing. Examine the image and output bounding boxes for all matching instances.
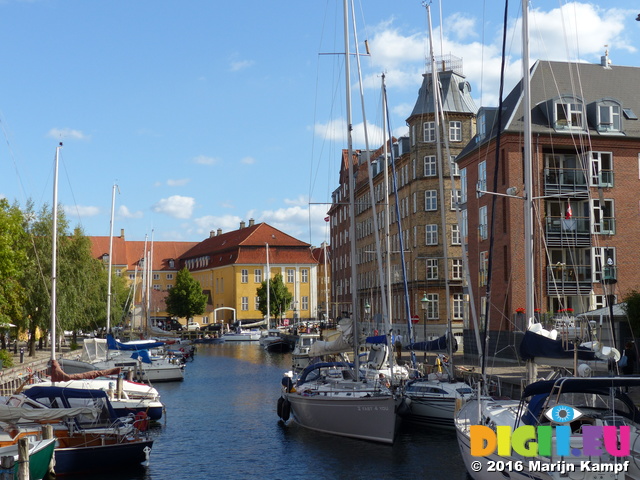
[544,167,589,194]
[546,263,592,296]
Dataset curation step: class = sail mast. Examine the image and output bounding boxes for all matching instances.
[343,0,360,373]
[266,243,270,329]
[50,143,62,362]
[521,0,537,385]
[106,183,117,333]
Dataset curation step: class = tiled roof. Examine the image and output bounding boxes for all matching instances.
[89,235,197,271]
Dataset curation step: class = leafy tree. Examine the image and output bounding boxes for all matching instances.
[256,273,293,324]
[622,290,640,336]
[0,199,28,342]
[165,267,207,321]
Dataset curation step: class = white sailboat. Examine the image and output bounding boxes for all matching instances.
[455,2,640,477]
[277,0,398,444]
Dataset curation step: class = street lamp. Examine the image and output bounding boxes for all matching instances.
[421,293,430,362]
[364,301,371,334]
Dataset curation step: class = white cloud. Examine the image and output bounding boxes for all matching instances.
[241,156,255,165]
[118,205,143,219]
[47,128,89,140]
[313,117,385,149]
[167,178,190,187]
[152,195,195,219]
[230,60,254,72]
[193,155,220,165]
[192,214,244,237]
[63,205,100,217]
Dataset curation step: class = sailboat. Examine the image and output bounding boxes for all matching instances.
[259,243,291,353]
[455,2,640,477]
[277,0,399,444]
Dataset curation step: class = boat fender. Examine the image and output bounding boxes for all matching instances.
[134,411,149,432]
[277,396,284,418]
[281,398,290,422]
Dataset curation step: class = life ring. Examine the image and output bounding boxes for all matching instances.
[134,411,149,432]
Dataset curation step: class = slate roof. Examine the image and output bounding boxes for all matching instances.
[408,70,477,119]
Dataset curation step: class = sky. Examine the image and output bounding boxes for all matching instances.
[0,0,637,248]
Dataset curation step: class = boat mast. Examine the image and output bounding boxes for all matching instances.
[106,183,117,334]
[266,243,270,329]
[343,0,360,374]
[521,0,537,385]
[50,143,62,362]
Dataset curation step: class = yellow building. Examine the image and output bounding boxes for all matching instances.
[181,220,319,328]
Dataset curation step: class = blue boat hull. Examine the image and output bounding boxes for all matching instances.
[54,439,153,476]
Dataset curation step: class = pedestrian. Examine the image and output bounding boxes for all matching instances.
[395,332,403,363]
[622,341,636,375]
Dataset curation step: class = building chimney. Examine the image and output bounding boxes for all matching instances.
[120,228,125,240]
[240,221,246,229]
[210,230,215,238]
[217,228,222,236]
[601,47,611,68]
[248,218,255,227]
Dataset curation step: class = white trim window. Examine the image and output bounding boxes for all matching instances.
[426,259,438,280]
[451,259,463,280]
[426,293,439,319]
[460,168,468,203]
[287,269,295,283]
[241,269,248,283]
[451,224,461,245]
[423,121,435,142]
[254,269,262,283]
[479,205,488,240]
[477,161,486,197]
[449,121,462,142]
[555,98,584,130]
[301,269,309,283]
[425,190,438,211]
[598,103,621,133]
[241,297,249,311]
[426,224,438,245]
[452,293,464,319]
[423,155,437,177]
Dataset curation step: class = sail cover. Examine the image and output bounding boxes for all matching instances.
[308,318,354,356]
[406,334,457,353]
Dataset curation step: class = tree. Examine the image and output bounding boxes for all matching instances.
[256,273,293,324]
[165,267,207,321]
[622,290,640,336]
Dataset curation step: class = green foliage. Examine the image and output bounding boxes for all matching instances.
[256,273,293,321]
[0,349,14,368]
[0,199,28,326]
[622,290,640,336]
[165,267,207,320]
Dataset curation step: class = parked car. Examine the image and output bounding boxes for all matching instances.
[201,323,222,333]
[187,321,200,331]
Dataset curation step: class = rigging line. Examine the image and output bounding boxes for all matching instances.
[481,0,510,379]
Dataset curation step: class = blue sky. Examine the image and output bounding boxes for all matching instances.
[0,0,637,248]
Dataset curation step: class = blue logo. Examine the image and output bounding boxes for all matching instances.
[544,404,583,423]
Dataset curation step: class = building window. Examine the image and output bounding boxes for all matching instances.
[425,190,438,211]
[129,274,135,280]
[167,284,173,289]
[255,296,260,310]
[555,99,584,129]
[451,190,461,210]
[589,151,613,187]
[287,269,295,283]
[480,251,489,286]
[451,259,463,280]
[426,259,438,280]
[479,205,488,240]
[254,269,262,283]
[115,269,122,277]
[452,293,464,319]
[166,273,173,280]
[449,121,462,142]
[241,269,248,283]
[450,156,459,176]
[426,294,439,320]
[451,224,461,245]
[425,224,438,245]
[241,297,249,311]
[424,155,437,177]
[477,161,486,197]
[591,198,615,235]
[301,296,309,310]
[423,121,435,142]
[153,274,160,280]
[168,259,175,268]
[301,269,309,283]
[598,103,621,133]
[153,284,161,291]
[460,168,468,204]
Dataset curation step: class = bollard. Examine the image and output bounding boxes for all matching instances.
[17,437,28,480]
[19,347,24,364]
[13,341,17,355]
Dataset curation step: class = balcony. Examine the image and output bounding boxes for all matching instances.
[545,216,591,247]
[543,167,589,196]
[546,263,592,296]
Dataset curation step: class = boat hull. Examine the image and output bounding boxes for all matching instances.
[53,439,153,476]
[222,333,261,341]
[284,393,398,444]
[401,395,457,429]
[0,438,56,480]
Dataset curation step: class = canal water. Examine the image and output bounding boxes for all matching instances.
[70,342,469,480]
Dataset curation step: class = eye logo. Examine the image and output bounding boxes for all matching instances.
[544,404,583,423]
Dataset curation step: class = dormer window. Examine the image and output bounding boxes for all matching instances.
[168,259,175,269]
[597,102,621,133]
[554,96,584,130]
[101,254,109,263]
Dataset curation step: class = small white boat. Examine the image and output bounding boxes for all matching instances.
[222,329,261,342]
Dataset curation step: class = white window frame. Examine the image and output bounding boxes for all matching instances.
[423,121,435,142]
[449,121,462,142]
[425,224,438,245]
[426,259,438,280]
[425,190,438,211]
[479,205,488,240]
[423,155,437,177]
[241,269,248,283]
